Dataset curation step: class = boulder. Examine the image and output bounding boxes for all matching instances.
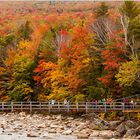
[90,130,100,137]
[62,129,72,135]
[67,117,74,120]
[56,128,64,133]
[19,112,26,117]
[123,129,137,138]
[119,116,125,121]
[109,121,121,130]
[113,131,122,138]
[48,129,56,133]
[72,129,80,135]
[99,130,113,139]
[136,135,140,139]
[56,115,62,121]
[27,132,38,137]
[89,123,100,130]
[76,123,87,131]
[116,122,127,135]
[125,120,139,129]
[77,133,90,139]
[50,124,58,129]
[38,123,46,128]
[136,125,140,135]
[45,116,51,120]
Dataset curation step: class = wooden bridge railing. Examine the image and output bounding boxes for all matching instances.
[0,102,140,113]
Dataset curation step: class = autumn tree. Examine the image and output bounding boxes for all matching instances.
[98,33,126,98]
[18,21,33,41]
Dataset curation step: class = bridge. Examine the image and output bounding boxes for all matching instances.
[0,101,140,113]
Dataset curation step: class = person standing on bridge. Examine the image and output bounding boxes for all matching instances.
[130,99,134,109]
[102,98,106,107]
[64,99,68,110]
[106,98,111,108]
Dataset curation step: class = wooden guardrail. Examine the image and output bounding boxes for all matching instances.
[0,102,140,113]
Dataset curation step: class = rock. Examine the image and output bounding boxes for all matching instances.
[62,129,72,135]
[19,112,26,117]
[125,120,138,129]
[48,129,56,133]
[123,129,137,138]
[120,116,125,121]
[76,123,86,131]
[113,131,122,138]
[45,116,51,120]
[136,135,140,139]
[50,124,59,129]
[56,115,62,121]
[81,128,91,134]
[109,121,121,130]
[77,133,90,139]
[116,122,127,135]
[89,123,100,130]
[56,128,64,133]
[38,123,46,128]
[27,132,38,137]
[67,117,74,120]
[99,130,113,139]
[52,115,57,120]
[90,130,100,137]
[136,126,140,135]
[115,120,139,138]
[72,130,80,135]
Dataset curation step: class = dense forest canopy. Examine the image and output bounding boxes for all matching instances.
[0,1,140,102]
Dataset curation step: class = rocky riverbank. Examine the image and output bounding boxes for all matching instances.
[0,112,139,140]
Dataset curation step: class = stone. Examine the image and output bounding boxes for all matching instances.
[50,124,59,129]
[113,131,122,138]
[90,130,100,137]
[120,116,125,121]
[67,117,74,120]
[125,120,138,129]
[136,135,140,139]
[99,130,113,139]
[45,116,51,120]
[77,133,90,139]
[81,128,91,134]
[123,129,137,138]
[136,125,140,135]
[27,132,38,137]
[116,122,127,135]
[38,123,46,128]
[89,123,100,130]
[19,112,26,117]
[56,128,63,133]
[109,121,121,130]
[48,129,56,133]
[56,115,62,121]
[62,129,72,135]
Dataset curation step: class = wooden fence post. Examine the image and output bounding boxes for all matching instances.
[76,102,79,112]
[58,102,60,112]
[30,102,32,113]
[104,102,106,112]
[11,102,13,112]
[2,102,4,111]
[67,102,69,112]
[122,102,125,111]
[86,102,88,113]
[39,102,41,111]
[21,102,23,111]
[48,102,50,113]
